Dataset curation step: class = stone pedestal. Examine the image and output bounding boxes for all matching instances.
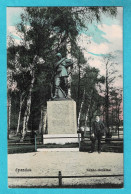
[47,100,77,134]
[43,100,78,144]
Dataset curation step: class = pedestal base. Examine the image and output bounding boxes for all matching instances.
[43,134,81,145]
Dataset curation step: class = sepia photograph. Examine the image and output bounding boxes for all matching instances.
[7,6,123,188]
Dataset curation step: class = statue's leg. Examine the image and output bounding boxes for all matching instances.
[59,87,67,98]
[65,77,68,96]
[53,77,60,99]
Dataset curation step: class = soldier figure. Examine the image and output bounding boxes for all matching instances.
[53,53,73,99]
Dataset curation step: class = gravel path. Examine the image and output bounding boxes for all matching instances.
[8,151,123,187]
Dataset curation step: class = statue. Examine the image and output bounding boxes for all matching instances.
[52,53,73,99]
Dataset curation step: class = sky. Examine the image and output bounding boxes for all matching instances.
[7,7,123,89]
[77,7,123,90]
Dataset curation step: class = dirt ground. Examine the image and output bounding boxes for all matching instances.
[8,150,123,188]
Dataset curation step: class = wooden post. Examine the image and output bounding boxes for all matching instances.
[78,133,81,151]
[58,171,62,187]
[35,135,37,152]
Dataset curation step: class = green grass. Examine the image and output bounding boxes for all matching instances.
[8,142,79,154]
[8,134,123,154]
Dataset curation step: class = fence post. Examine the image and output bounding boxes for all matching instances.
[118,126,120,138]
[35,135,37,152]
[58,171,62,187]
[78,133,81,151]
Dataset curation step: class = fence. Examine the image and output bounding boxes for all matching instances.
[8,133,123,154]
[8,170,123,187]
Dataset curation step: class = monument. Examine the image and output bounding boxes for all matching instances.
[43,53,78,144]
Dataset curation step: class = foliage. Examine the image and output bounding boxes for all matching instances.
[71,66,105,127]
[7,7,119,134]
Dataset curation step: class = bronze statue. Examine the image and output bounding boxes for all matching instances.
[52,53,73,99]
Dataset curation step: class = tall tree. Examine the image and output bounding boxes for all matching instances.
[110,88,123,136]
[102,54,122,131]
[71,66,105,131]
[7,7,118,136]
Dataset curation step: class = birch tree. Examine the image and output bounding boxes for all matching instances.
[102,54,120,130]
[21,56,36,139]
[7,69,18,138]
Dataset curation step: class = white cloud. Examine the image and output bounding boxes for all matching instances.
[7,7,24,26]
[98,24,123,52]
[78,22,123,89]
[7,25,32,47]
[78,33,109,54]
[78,32,123,89]
[79,22,123,56]
[89,42,109,54]
[7,26,19,37]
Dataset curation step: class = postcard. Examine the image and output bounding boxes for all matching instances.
[7,6,124,189]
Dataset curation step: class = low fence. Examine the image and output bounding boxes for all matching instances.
[8,170,123,187]
[8,133,123,154]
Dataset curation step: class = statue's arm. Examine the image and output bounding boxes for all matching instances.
[65,59,73,68]
[55,58,66,69]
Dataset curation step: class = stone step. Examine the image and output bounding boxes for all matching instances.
[43,134,81,144]
[37,148,79,152]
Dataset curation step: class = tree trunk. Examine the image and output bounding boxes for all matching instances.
[22,69,35,140]
[16,95,25,135]
[77,89,85,130]
[84,89,94,136]
[22,97,31,139]
[39,106,43,134]
[105,61,110,130]
[84,105,91,136]
[77,62,81,118]
[38,105,47,134]
[7,95,11,139]
[84,106,90,128]
[43,107,47,134]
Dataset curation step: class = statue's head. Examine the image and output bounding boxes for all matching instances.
[56,53,62,60]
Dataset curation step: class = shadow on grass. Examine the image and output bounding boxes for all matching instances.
[8,143,79,154]
[9,183,123,188]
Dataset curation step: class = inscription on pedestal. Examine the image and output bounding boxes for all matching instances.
[47,100,77,134]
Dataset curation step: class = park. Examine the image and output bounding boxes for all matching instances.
[7,7,123,188]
